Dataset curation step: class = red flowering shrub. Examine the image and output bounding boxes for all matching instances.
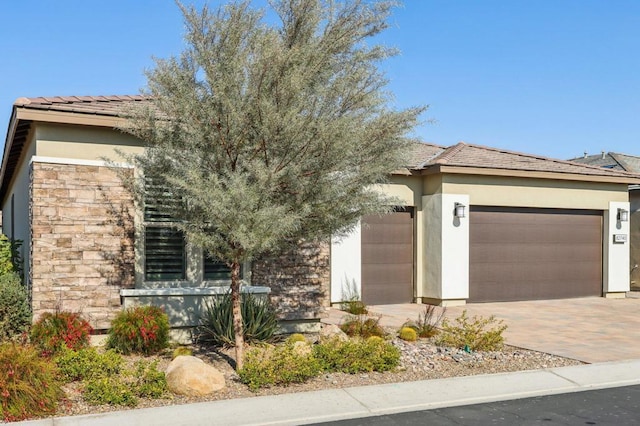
[30,311,92,356]
[0,343,62,421]
[106,306,169,355]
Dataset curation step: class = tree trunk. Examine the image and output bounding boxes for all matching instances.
[230,259,245,370]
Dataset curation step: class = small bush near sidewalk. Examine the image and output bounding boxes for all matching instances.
[198,292,278,347]
[238,341,322,391]
[402,305,446,339]
[30,311,92,356]
[340,315,385,338]
[436,310,507,352]
[106,306,169,355]
[55,347,123,383]
[0,272,31,342]
[314,336,400,374]
[83,377,138,407]
[0,343,63,422]
[66,354,166,407]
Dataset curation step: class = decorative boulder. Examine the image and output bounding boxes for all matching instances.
[319,324,349,342]
[166,356,225,396]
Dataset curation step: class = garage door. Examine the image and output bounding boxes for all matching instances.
[469,207,602,302]
[361,208,414,305]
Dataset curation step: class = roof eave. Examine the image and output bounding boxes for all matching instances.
[416,165,640,185]
[15,107,126,128]
[0,106,21,204]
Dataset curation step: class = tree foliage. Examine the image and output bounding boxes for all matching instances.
[121,0,425,369]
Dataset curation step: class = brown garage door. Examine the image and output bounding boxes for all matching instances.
[469,207,602,302]
[361,208,414,305]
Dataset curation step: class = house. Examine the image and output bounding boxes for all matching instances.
[2,96,639,335]
[568,152,640,289]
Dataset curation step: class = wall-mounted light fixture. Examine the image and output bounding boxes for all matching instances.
[617,208,629,222]
[454,202,466,219]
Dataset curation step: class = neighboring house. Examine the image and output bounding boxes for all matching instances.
[568,152,640,289]
[1,96,639,335]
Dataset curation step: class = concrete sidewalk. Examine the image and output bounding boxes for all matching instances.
[22,359,640,426]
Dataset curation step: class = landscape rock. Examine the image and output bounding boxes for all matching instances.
[319,324,349,342]
[166,356,226,396]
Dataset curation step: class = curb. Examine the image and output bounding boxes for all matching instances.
[19,359,640,426]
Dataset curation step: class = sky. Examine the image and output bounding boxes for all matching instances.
[1,0,639,160]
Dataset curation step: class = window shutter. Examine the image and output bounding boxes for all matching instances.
[144,227,186,281]
[204,254,235,280]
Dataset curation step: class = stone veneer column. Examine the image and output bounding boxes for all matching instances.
[30,161,135,330]
[252,241,330,326]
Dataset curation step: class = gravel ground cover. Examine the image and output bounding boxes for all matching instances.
[54,330,583,418]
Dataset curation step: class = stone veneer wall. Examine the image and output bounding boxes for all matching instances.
[30,161,135,330]
[252,241,330,323]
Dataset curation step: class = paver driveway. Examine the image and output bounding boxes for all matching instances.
[325,296,640,363]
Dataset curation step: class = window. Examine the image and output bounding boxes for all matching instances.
[143,177,186,281]
[204,253,235,280]
[144,227,186,281]
[142,177,242,283]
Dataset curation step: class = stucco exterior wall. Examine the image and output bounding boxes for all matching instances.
[442,174,628,210]
[30,161,135,329]
[35,123,143,162]
[1,131,36,286]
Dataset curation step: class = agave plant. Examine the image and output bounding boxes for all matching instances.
[198,291,278,347]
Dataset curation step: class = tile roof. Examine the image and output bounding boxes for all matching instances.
[13,95,148,116]
[569,151,640,173]
[9,95,640,181]
[413,141,640,179]
[406,142,444,169]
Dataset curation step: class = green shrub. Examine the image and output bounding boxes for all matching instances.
[131,360,167,398]
[314,336,400,374]
[0,272,31,342]
[238,341,322,391]
[65,355,165,406]
[83,376,138,407]
[340,315,385,338]
[198,292,278,347]
[398,326,417,342]
[0,235,15,276]
[55,347,123,383]
[436,310,507,352]
[286,333,306,344]
[172,346,193,359]
[106,306,170,355]
[30,311,92,356]
[0,343,63,422]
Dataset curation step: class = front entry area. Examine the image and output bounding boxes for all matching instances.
[469,207,603,302]
[361,208,414,305]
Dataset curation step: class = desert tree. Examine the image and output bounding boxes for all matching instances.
[121,0,425,369]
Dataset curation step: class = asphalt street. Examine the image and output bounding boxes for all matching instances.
[313,384,640,426]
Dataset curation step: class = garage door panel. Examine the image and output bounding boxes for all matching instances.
[361,210,414,305]
[361,243,413,264]
[470,207,602,302]
[362,224,412,244]
[471,242,603,263]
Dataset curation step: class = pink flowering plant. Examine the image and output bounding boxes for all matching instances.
[106,306,169,355]
[30,311,92,357]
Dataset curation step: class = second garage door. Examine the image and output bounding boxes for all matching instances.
[469,207,603,302]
